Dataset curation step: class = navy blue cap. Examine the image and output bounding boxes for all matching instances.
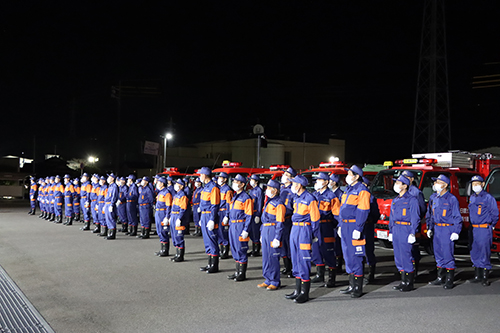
[285,167,297,177]
[63,174,71,179]
[470,175,484,183]
[81,173,89,178]
[394,175,410,186]
[195,177,201,182]
[119,177,126,181]
[100,176,106,181]
[142,176,151,182]
[92,173,99,178]
[73,178,79,182]
[107,173,116,179]
[127,174,136,180]
[250,174,260,181]
[401,170,415,178]
[266,179,280,189]
[347,165,363,177]
[291,175,308,187]
[166,176,173,181]
[198,167,211,175]
[329,173,340,183]
[314,172,330,181]
[219,172,229,178]
[175,179,184,185]
[157,177,167,185]
[50,176,55,180]
[431,174,450,185]
[233,174,247,183]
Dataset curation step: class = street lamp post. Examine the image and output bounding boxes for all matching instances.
[163,133,173,170]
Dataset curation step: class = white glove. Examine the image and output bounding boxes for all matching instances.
[222,216,229,226]
[116,200,121,205]
[388,233,393,242]
[450,233,459,241]
[312,237,318,243]
[254,216,261,224]
[408,234,416,244]
[108,206,113,212]
[271,239,280,248]
[84,203,89,208]
[51,200,54,204]
[162,216,169,226]
[337,227,342,238]
[207,220,215,231]
[427,229,433,238]
[260,236,262,243]
[175,219,181,227]
[197,207,201,213]
[240,230,249,239]
[352,229,361,240]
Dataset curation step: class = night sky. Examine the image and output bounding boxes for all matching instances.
[1,1,499,168]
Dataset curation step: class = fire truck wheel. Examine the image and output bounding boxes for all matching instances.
[424,242,434,255]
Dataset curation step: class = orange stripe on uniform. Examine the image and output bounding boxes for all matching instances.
[244,198,253,216]
[211,187,220,205]
[319,201,331,212]
[352,239,366,246]
[299,243,311,250]
[357,190,371,211]
[324,237,336,243]
[309,201,320,222]
[331,197,340,216]
[276,204,285,223]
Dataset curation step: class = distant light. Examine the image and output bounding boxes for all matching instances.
[329,156,339,163]
[166,133,173,140]
[88,156,99,163]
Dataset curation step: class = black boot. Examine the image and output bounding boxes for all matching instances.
[285,278,302,300]
[55,215,62,224]
[50,213,55,222]
[170,247,179,261]
[393,271,404,291]
[220,244,230,259]
[467,267,482,284]
[443,269,455,289]
[92,224,101,234]
[74,213,80,222]
[174,248,185,262]
[366,264,376,284]
[142,228,150,239]
[66,216,73,226]
[200,256,212,271]
[122,223,128,233]
[45,212,51,220]
[429,267,446,285]
[106,228,116,240]
[63,217,68,225]
[235,263,247,281]
[325,267,336,288]
[400,271,414,292]
[39,212,44,218]
[81,221,91,231]
[336,256,344,274]
[482,269,491,287]
[100,226,108,237]
[227,262,239,279]
[207,256,219,273]
[129,225,137,236]
[311,265,325,283]
[137,227,145,238]
[159,243,169,257]
[281,257,293,278]
[253,243,261,257]
[340,274,355,294]
[294,281,311,303]
[351,275,363,298]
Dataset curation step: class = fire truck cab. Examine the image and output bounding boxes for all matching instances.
[371,151,485,252]
[250,164,289,189]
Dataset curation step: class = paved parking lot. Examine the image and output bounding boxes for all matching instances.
[1,202,499,333]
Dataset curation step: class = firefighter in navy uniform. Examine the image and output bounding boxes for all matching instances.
[280,167,297,277]
[28,176,38,215]
[248,174,264,257]
[90,175,101,233]
[328,173,344,273]
[116,177,129,234]
[388,176,420,292]
[285,175,321,304]
[401,170,425,275]
[198,167,221,274]
[217,172,233,259]
[226,174,253,282]
[170,179,190,262]
[338,165,371,298]
[467,175,499,286]
[258,179,285,290]
[138,176,155,239]
[361,176,379,284]
[126,175,139,236]
[53,175,65,223]
[311,172,339,288]
[62,175,74,225]
[104,173,119,240]
[155,177,172,256]
[79,173,92,231]
[426,174,462,289]
[97,176,108,236]
[190,178,203,236]
[72,178,81,222]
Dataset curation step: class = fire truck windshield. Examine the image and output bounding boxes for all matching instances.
[370,169,423,200]
[486,168,500,201]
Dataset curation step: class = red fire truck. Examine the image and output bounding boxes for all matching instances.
[300,161,377,192]
[157,167,191,179]
[371,151,500,253]
[250,165,290,188]
[211,161,268,188]
[480,154,500,257]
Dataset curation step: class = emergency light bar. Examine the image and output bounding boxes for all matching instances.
[164,167,178,172]
[318,161,346,168]
[222,161,243,167]
[269,164,290,171]
[394,158,437,165]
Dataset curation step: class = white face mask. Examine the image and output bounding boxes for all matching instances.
[265,189,274,198]
[217,179,225,186]
[232,183,240,192]
[314,181,324,191]
[195,182,201,188]
[291,184,298,194]
[433,183,444,193]
[346,175,355,185]
[393,184,402,194]
[281,175,288,184]
[250,179,257,188]
[472,185,483,194]
[174,184,180,192]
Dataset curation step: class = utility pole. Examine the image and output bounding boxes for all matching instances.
[412,0,451,153]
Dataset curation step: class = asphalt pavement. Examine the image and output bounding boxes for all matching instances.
[0,201,499,333]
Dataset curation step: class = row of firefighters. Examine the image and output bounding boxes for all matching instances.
[28,165,497,304]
